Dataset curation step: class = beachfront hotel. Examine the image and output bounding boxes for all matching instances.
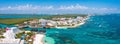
[0,39,24,44]
[0,27,24,44]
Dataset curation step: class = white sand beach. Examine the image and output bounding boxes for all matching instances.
[33,34,45,44]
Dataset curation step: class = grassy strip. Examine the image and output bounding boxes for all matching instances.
[0,18,34,25]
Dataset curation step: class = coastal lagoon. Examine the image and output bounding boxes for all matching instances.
[0,14,120,44]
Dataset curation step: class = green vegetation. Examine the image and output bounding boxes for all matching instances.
[26,32,35,37]
[0,18,34,25]
[0,29,6,35]
[0,36,5,38]
[16,31,35,44]
[16,32,24,38]
[16,31,35,38]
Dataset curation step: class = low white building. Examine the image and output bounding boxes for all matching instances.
[1,27,24,44]
[10,27,20,34]
[0,39,24,44]
[3,28,15,39]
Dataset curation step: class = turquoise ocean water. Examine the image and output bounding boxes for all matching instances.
[46,14,120,44]
[0,14,120,44]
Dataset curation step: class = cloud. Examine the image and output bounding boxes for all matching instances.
[59,4,88,10]
[0,4,119,14]
[0,4,53,11]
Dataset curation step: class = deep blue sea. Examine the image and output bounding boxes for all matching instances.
[0,14,120,44]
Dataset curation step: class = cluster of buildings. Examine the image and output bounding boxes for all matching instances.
[17,16,88,29]
[0,27,46,44]
[0,27,24,44]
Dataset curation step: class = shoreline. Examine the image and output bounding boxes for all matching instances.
[0,18,88,29]
[33,34,45,44]
[28,22,85,29]
[54,15,89,29]
[0,15,89,29]
[55,22,85,29]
